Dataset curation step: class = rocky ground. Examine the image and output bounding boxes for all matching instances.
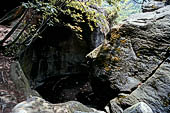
[1,0,170,113]
[0,26,26,113]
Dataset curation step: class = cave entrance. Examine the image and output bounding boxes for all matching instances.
[35,72,115,110]
[28,24,115,110]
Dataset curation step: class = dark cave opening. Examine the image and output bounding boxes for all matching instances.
[35,72,116,110]
[29,22,116,111]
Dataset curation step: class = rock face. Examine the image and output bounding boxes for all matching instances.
[118,57,170,113]
[109,98,124,113]
[12,96,105,113]
[0,53,27,113]
[91,5,170,92]
[10,61,40,97]
[88,5,170,112]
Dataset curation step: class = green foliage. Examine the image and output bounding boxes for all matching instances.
[22,0,135,38]
[22,0,106,38]
[1,0,139,56]
[65,1,100,32]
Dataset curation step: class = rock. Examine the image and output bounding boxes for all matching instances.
[142,0,166,12]
[90,5,170,94]
[90,28,105,48]
[105,93,130,113]
[118,57,170,113]
[0,90,17,113]
[109,98,123,113]
[88,4,110,36]
[11,96,105,113]
[10,61,40,97]
[0,53,28,113]
[123,102,153,113]
[86,44,103,59]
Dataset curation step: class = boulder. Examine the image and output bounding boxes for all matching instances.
[118,57,170,113]
[90,5,170,94]
[10,61,40,97]
[109,98,123,113]
[11,96,105,113]
[123,102,153,113]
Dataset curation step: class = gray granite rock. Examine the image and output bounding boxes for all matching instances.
[123,102,153,113]
[10,61,40,97]
[119,57,170,113]
[90,5,170,94]
[110,98,123,113]
[11,97,105,113]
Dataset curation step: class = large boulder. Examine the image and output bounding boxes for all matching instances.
[88,5,170,104]
[11,96,105,113]
[118,56,170,113]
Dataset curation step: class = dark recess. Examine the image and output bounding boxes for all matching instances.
[35,72,117,110]
[0,0,29,23]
